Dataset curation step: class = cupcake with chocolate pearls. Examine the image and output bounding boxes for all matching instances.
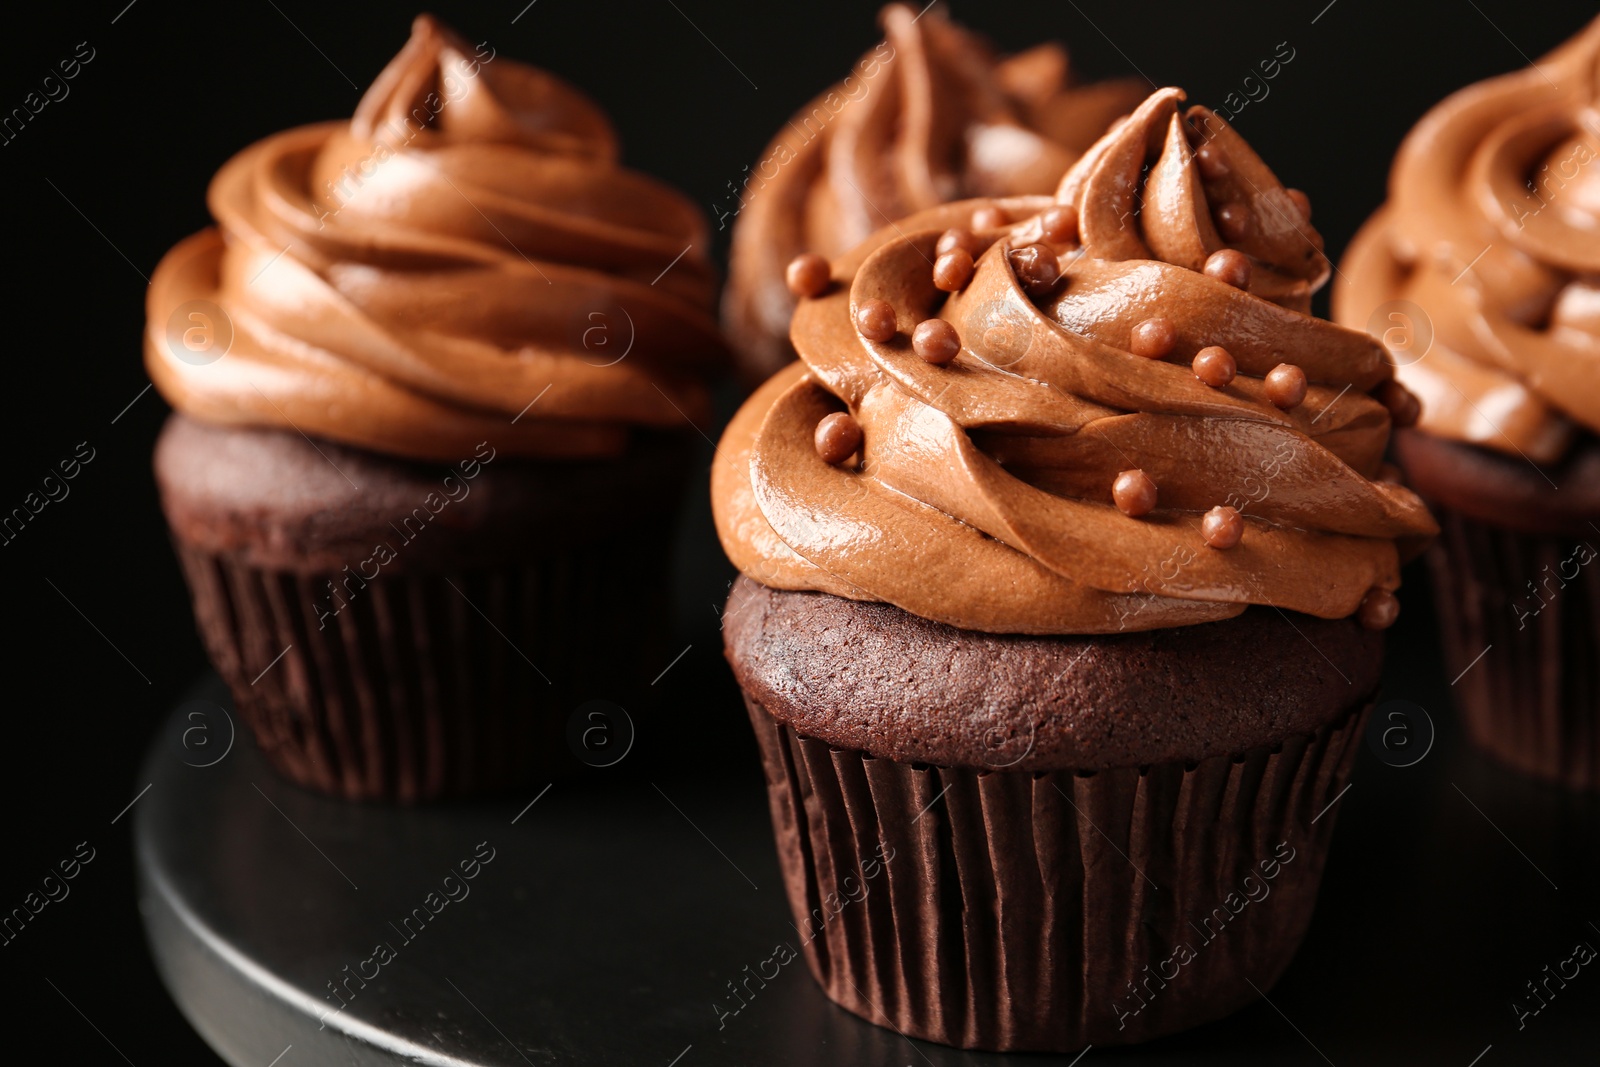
[1335,16,1600,789]
[147,17,729,800]
[722,2,1143,384]
[714,87,1435,1051]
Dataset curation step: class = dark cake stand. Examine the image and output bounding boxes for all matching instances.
[137,644,1600,1065]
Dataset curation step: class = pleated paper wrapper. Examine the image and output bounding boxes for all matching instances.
[1427,504,1600,790]
[747,695,1370,1051]
[175,539,671,801]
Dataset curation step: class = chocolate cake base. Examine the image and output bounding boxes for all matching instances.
[1395,429,1600,790]
[157,415,688,801]
[723,577,1379,1051]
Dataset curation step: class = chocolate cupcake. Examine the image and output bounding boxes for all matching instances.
[147,17,728,800]
[714,88,1436,1051]
[721,2,1142,384]
[1335,17,1600,789]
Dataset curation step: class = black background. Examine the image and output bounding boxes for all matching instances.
[1,1,1596,1063]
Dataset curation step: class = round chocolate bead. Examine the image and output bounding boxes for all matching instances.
[971,205,1009,230]
[1215,203,1252,242]
[913,319,961,365]
[1129,317,1177,359]
[1008,243,1061,296]
[1203,248,1252,289]
[814,412,863,466]
[1358,588,1400,630]
[1113,469,1158,517]
[784,253,831,299]
[1201,505,1244,549]
[1264,363,1308,409]
[854,299,898,343]
[936,227,983,257]
[1040,205,1079,244]
[932,249,975,292]
[1195,141,1230,181]
[1193,345,1237,387]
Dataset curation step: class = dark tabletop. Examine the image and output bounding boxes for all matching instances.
[136,607,1600,1065]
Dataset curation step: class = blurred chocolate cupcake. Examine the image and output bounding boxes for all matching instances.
[1335,16,1600,789]
[714,88,1436,1051]
[721,2,1142,384]
[147,16,728,800]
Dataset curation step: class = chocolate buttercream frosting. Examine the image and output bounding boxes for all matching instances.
[1335,16,1600,464]
[713,88,1437,635]
[722,3,1144,381]
[146,15,727,462]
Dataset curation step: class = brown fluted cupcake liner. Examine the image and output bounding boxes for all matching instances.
[174,539,670,801]
[1426,504,1600,790]
[746,695,1370,1052]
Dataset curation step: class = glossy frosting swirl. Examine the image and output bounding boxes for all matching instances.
[722,2,1144,381]
[1335,16,1600,464]
[714,88,1436,635]
[146,15,727,461]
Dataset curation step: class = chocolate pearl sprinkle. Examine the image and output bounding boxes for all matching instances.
[1286,188,1312,221]
[1201,505,1244,549]
[1358,588,1400,631]
[1375,379,1421,428]
[1008,243,1061,296]
[1194,141,1230,181]
[933,249,975,292]
[1265,363,1308,409]
[971,205,1009,230]
[854,299,898,343]
[1129,317,1177,359]
[1192,345,1237,387]
[814,412,862,466]
[913,319,960,365]
[1112,469,1158,517]
[1215,203,1252,243]
[936,227,983,257]
[1040,205,1079,244]
[1203,248,1252,290]
[784,253,831,299]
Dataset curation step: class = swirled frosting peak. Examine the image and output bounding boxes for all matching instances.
[146,15,728,461]
[1335,16,1600,463]
[722,3,1145,382]
[713,87,1436,635]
